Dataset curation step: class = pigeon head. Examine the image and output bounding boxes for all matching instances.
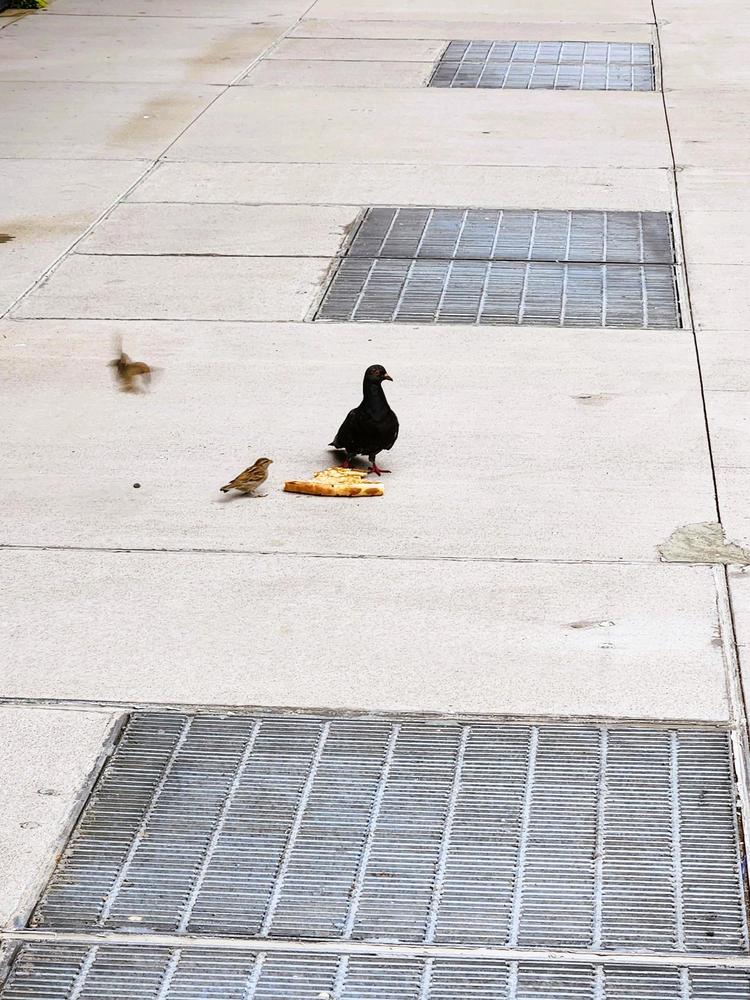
[364,364,393,384]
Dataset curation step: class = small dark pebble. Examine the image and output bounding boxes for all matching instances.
[133,483,141,489]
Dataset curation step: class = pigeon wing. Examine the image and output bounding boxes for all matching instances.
[382,411,399,451]
[329,405,366,451]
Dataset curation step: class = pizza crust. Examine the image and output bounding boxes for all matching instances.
[283,467,384,497]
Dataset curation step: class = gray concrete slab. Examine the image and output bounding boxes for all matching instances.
[0,81,217,159]
[660,43,750,92]
[686,264,750,331]
[240,58,433,88]
[0,321,715,562]
[681,211,750,265]
[0,706,120,928]
[305,0,656,25]
[727,569,750,680]
[127,162,674,211]
[76,203,359,256]
[47,0,312,17]
[667,91,750,169]
[0,159,146,316]
[268,37,445,61]
[678,169,750,213]
[290,19,656,41]
[0,15,284,84]
[166,88,671,168]
[657,0,750,28]
[12,256,328,321]
[695,330,750,391]
[0,550,727,722]
[701,391,750,552]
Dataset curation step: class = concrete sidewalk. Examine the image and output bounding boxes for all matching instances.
[1,0,749,959]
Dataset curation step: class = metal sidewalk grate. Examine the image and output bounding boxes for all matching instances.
[315,208,680,328]
[429,41,655,91]
[3,944,750,1000]
[29,714,747,955]
[346,208,675,264]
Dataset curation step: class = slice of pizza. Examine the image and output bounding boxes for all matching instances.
[283,467,384,497]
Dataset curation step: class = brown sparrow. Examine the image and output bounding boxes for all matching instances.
[108,339,153,393]
[220,457,273,496]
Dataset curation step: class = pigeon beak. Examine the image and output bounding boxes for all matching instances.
[383,373,393,381]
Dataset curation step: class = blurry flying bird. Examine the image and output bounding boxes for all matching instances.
[220,457,273,496]
[108,339,153,393]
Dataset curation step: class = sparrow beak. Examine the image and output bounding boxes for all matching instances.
[383,373,393,381]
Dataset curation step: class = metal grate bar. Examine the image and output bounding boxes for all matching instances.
[30,715,747,955]
[341,724,401,939]
[679,733,750,953]
[7,946,750,1000]
[267,721,398,940]
[673,732,688,952]
[593,729,609,949]
[317,259,680,328]
[435,725,532,945]
[424,727,471,944]
[347,208,675,264]
[603,730,678,951]
[183,718,324,937]
[178,722,261,933]
[430,39,655,90]
[84,715,192,929]
[69,945,98,1000]
[259,721,331,936]
[103,717,265,932]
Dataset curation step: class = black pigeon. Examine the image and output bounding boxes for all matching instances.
[329,364,399,475]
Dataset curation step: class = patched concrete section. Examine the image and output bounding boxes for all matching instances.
[0,551,728,721]
[0,707,120,928]
[658,522,750,564]
[0,321,716,562]
[128,162,674,211]
[166,88,671,168]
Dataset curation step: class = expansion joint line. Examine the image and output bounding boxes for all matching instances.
[652,9,750,909]
[650,0,721,524]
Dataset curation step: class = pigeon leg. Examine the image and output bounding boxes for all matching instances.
[368,457,391,475]
[340,457,351,469]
